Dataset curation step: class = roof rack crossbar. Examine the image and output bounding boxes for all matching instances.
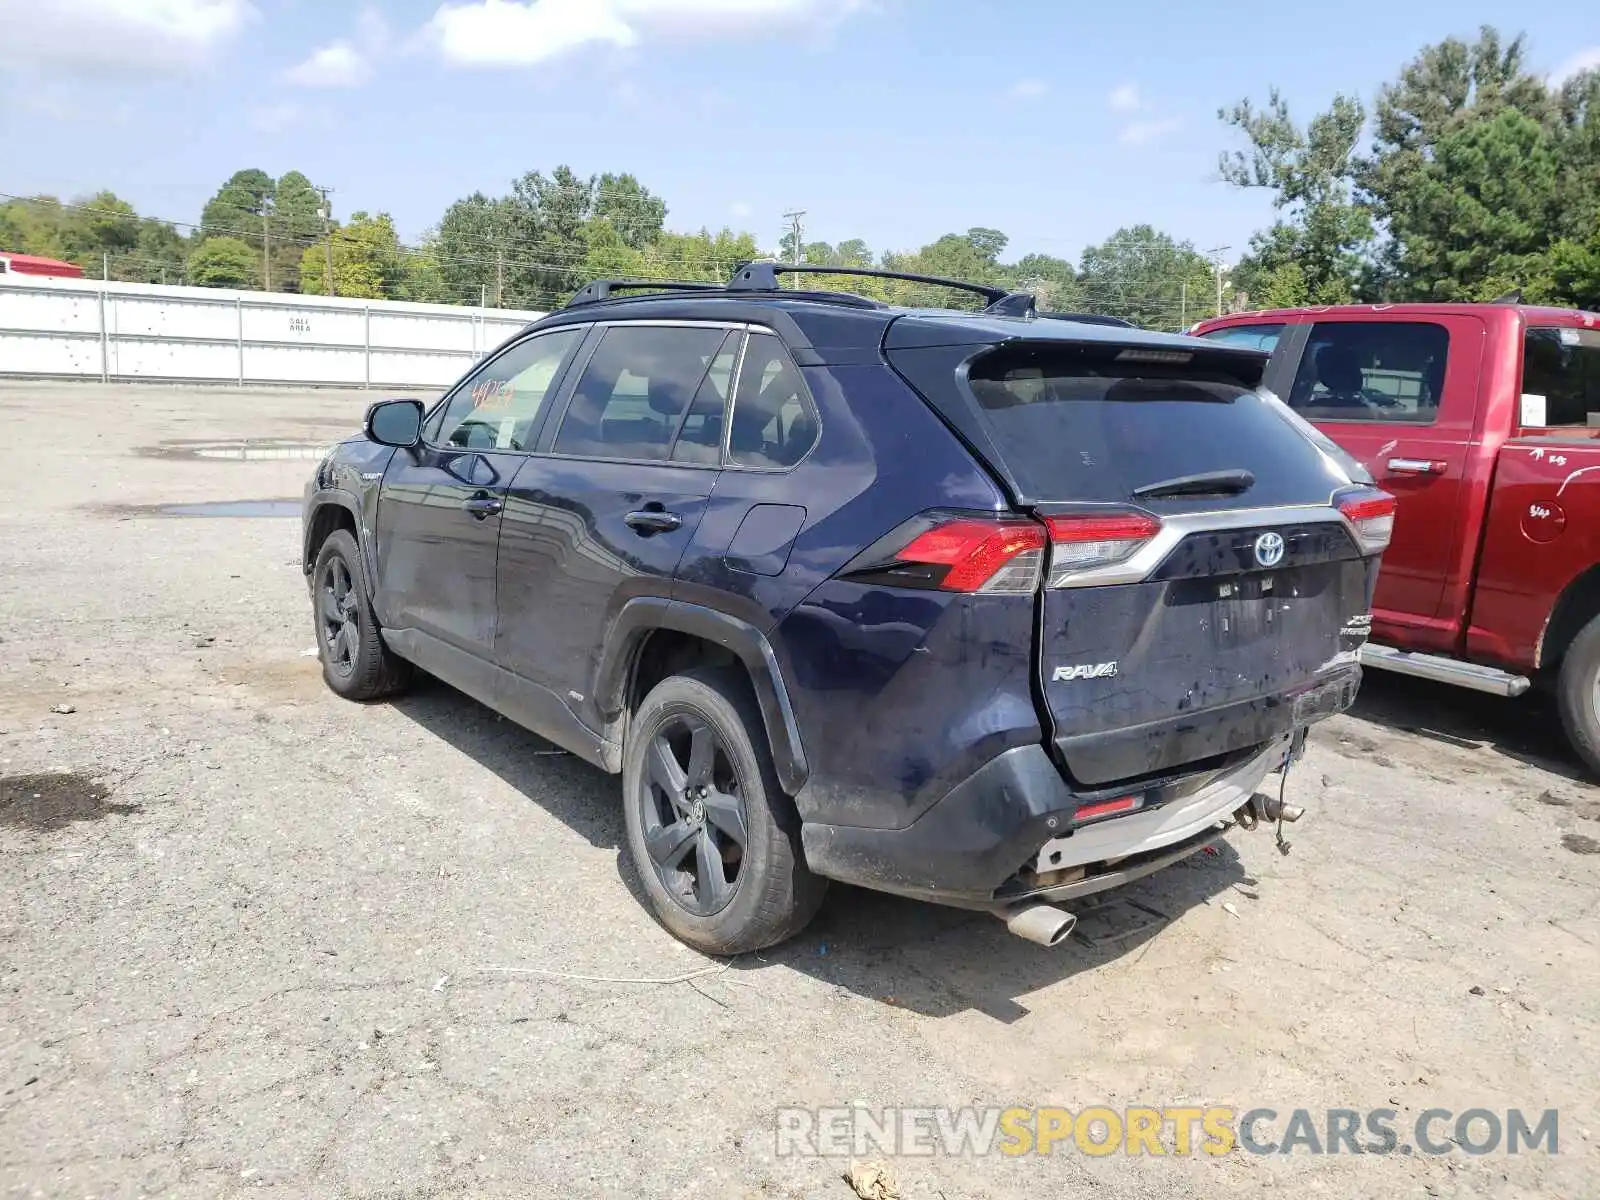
[727,262,1008,304]
[565,279,725,308]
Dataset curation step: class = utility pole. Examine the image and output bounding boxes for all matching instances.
[261,196,274,292]
[1180,281,1187,330]
[315,185,336,297]
[102,252,109,281]
[495,244,504,307]
[1206,244,1230,318]
[783,209,805,290]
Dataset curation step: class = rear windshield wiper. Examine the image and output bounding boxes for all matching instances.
[1131,469,1256,500]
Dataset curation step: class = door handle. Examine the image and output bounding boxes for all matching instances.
[462,493,504,519]
[1386,457,1446,475]
[625,509,683,534]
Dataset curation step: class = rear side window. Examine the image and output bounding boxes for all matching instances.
[554,325,729,461]
[1523,327,1600,428]
[965,344,1348,507]
[728,333,819,469]
[1200,323,1285,354]
[1286,322,1448,423]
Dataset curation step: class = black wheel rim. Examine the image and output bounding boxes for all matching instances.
[318,555,360,679]
[637,713,748,916]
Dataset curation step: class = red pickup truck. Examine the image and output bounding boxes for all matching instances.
[1192,303,1600,773]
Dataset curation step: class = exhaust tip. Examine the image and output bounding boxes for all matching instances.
[1004,903,1078,948]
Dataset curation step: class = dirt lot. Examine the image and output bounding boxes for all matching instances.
[1,380,1597,1199]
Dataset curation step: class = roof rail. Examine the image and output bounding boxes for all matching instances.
[728,262,1009,305]
[564,278,725,308]
[1039,310,1136,328]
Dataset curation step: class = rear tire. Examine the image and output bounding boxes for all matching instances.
[622,667,826,954]
[311,529,411,701]
[1556,612,1600,779]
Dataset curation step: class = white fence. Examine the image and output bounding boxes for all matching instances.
[0,275,546,389]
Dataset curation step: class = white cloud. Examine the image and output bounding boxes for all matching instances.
[0,0,253,77]
[285,7,388,87]
[250,100,302,133]
[284,41,371,87]
[1108,82,1142,113]
[1550,47,1600,84]
[1008,77,1048,100]
[1118,116,1180,146]
[729,201,753,218]
[424,0,864,68]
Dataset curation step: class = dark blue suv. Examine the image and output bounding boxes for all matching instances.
[303,264,1392,953]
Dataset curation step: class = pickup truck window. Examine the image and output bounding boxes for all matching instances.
[1199,323,1284,353]
[1287,322,1449,424]
[1524,327,1600,428]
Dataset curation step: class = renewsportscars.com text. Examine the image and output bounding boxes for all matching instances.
[775,1105,1559,1158]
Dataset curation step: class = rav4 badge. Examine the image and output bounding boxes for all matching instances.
[1053,662,1119,682]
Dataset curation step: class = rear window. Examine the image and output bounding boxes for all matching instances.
[965,344,1349,507]
[1200,323,1285,354]
[1523,327,1600,429]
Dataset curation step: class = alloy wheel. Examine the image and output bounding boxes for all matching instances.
[637,713,748,915]
[319,556,360,678]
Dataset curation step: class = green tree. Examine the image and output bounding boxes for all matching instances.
[268,170,326,292]
[201,168,275,241]
[187,236,258,288]
[1390,108,1563,300]
[299,211,405,299]
[1078,225,1217,328]
[1360,27,1561,297]
[1219,89,1371,305]
[591,172,666,250]
[1010,252,1085,311]
[430,192,517,305]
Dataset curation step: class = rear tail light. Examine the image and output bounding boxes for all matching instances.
[849,517,1047,593]
[1042,511,1162,586]
[1337,488,1396,555]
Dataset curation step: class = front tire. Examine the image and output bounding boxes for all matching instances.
[622,668,826,954]
[311,529,411,701]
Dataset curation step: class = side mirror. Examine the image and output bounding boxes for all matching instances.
[364,399,424,448]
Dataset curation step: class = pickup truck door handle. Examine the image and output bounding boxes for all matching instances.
[462,493,504,519]
[625,509,683,534]
[1386,457,1446,475]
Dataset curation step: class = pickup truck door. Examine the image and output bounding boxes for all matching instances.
[1276,314,1487,652]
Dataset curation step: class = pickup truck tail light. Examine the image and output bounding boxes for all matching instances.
[1337,489,1397,555]
[1043,512,1162,586]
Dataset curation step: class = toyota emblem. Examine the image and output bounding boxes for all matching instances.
[1254,531,1285,568]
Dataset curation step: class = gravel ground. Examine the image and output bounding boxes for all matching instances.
[1,381,1596,1200]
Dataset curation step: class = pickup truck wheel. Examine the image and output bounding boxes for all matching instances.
[622,668,826,954]
[1557,613,1600,778]
[312,529,411,701]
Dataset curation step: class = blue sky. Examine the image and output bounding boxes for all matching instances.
[1,0,1597,266]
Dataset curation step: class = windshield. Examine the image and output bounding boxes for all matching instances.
[1523,327,1600,429]
[966,345,1351,508]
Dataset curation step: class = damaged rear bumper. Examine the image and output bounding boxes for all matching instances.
[800,666,1355,912]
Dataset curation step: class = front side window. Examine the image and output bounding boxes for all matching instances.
[554,325,730,461]
[1523,327,1600,428]
[1286,321,1449,423]
[426,329,581,451]
[728,333,820,468]
[1199,323,1285,354]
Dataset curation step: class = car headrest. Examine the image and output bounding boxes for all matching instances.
[647,377,688,415]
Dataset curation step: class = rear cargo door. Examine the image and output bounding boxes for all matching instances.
[891,335,1374,786]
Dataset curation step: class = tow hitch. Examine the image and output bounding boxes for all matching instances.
[1233,729,1307,854]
